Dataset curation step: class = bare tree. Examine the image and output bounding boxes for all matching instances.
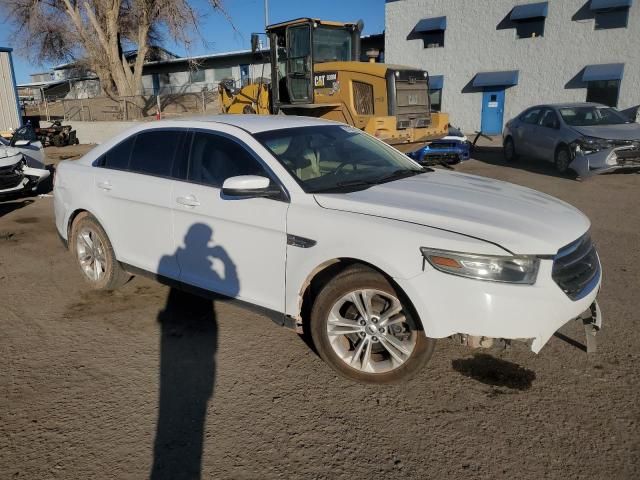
[5,0,227,97]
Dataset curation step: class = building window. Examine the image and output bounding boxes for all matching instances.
[190,69,205,83]
[414,17,447,49]
[422,31,445,48]
[212,67,233,82]
[595,9,629,29]
[586,80,620,107]
[516,18,545,38]
[429,89,442,112]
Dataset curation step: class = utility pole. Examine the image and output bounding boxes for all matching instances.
[264,0,269,29]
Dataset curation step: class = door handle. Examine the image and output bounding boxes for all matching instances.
[97,181,112,191]
[176,195,200,207]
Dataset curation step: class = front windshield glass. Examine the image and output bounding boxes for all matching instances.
[254,125,425,193]
[313,27,353,62]
[559,106,631,126]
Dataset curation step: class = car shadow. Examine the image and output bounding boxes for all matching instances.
[150,223,239,480]
[472,145,579,180]
[0,199,35,218]
[451,353,536,390]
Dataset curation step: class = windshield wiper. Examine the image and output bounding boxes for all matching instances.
[308,179,376,194]
[373,168,429,185]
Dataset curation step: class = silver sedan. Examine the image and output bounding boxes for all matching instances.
[503,103,640,176]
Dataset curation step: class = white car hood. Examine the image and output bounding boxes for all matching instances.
[314,170,590,254]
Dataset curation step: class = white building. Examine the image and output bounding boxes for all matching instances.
[385,0,640,133]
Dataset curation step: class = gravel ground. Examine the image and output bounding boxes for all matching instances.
[1,142,639,479]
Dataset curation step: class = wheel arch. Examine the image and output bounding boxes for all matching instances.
[296,257,423,335]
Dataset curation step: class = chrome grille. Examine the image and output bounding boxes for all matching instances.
[352,81,374,116]
[552,234,599,301]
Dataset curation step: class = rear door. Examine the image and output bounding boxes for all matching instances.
[515,108,542,157]
[536,109,562,162]
[93,129,188,278]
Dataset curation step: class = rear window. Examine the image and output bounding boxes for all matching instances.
[129,130,185,177]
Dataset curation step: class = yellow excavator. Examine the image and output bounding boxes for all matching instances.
[219,18,449,148]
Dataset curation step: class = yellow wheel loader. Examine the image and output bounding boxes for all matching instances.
[219,18,449,148]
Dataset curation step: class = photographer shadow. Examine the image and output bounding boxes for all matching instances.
[150,223,239,480]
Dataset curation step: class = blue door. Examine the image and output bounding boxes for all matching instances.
[481,89,505,135]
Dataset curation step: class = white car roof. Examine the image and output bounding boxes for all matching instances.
[176,114,339,133]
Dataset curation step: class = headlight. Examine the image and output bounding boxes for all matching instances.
[573,136,612,155]
[420,248,540,284]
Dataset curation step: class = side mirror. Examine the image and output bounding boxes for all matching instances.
[251,33,260,53]
[222,175,282,199]
[14,139,31,146]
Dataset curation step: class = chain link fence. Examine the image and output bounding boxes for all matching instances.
[24,89,221,122]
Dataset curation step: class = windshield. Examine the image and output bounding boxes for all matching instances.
[559,106,632,126]
[254,125,425,193]
[313,27,353,63]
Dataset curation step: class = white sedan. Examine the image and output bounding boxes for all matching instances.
[53,116,601,383]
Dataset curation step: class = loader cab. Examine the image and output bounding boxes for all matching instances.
[267,18,361,109]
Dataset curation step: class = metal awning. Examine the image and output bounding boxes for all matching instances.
[590,0,632,11]
[415,16,447,33]
[510,2,549,20]
[582,63,625,82]
[472,70,519,87]
[429,75,444,90]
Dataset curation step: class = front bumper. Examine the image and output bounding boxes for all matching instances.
[570,144,640,177]
[0,155,50,195]
[395,257,601,353]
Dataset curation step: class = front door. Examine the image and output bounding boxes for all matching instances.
[286,24,313,103]
[481,89,505,135]
[171,128,288,312]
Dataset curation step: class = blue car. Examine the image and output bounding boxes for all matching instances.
[407,128,471,166]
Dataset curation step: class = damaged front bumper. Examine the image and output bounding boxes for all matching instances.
[570,142,640,177]
[0,154,50,195]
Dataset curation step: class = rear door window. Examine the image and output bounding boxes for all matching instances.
[129,129,186,178]
[104,136,136,170]
[539,109,559,129]
[521,108,542,124]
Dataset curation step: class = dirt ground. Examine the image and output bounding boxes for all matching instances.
[1,141,639,479]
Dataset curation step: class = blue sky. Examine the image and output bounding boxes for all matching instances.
[0,0,385,83]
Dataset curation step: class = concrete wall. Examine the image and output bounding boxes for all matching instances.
[71,121,141,144]
[0,48,21,132]
[385,0,640,132]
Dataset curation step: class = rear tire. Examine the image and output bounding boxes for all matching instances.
[310,265,436,384]
[69,213,130,290]
[504,137,518,163]
[555,146,571,174]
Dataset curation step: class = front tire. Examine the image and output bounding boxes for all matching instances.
[555,146,571,174]
[69,213,130,290]
[504,137,518,163]
[310,266,436,384]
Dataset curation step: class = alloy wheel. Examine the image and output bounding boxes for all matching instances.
[76,227,107,282]
[326,289,417,374]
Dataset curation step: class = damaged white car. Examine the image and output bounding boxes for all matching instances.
[503,103,640,177]
[0,126,50,196]
[55,116,603,383]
